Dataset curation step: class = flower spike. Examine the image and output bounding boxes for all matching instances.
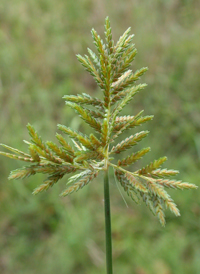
[0,17,197,227]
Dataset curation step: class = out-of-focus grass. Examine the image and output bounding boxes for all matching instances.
[0,1,200,273]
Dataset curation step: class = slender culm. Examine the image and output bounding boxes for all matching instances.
[104,169,113,274]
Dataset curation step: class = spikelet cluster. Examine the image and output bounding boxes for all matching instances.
[0,17,197,225]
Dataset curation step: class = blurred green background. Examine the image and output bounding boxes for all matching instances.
[0,0,199,273]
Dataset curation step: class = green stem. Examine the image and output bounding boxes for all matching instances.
[104,168,113,274]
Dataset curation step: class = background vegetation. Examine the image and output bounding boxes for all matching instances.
[0,0,199,273]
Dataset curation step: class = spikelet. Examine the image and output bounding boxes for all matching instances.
[63,93,104,109]
[75,151,102,163]
[154,197,166,226]
[156,179,198,190]
[125,172,148,193]
[83,108,104,119]
[113,114,154,132]
[34,164,76,175]
[115,169,140,204]
[32,183,51,195]
[137,157,167,175]
[111,115,138,141]
[140,192,156,216]
[132,67,149,81]
[101,116,109,146]
[103,61,112,108]
[115,27,132,53]
[9,167,36,180]
[89,134,102,148]
[56,133,75,156]
[135,115,154,126]
[0,151,33,162]
[65,102,102,133]
[58,125,94,150]
[113,47,137,78]
[60,171,98,196]
[76,55,103,88]
[91,28,107,61]
[113,111,143,132]
[111,83,147,107]
[115,115,136,124]
[0,144,30,157]
[118,147,151,166]
[111,70,133,92]
[29,145,40,162]
[27,124,62,164]
[104,17,114,55]
[32,174,64,195]
[29,144,62,164]
[87,48,101,70]
[27,123,44,148]
[146,181,180,217]
[46,141,73,163]
[111,131,149,154]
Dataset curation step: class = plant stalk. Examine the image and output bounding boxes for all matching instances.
[104,168,113,274]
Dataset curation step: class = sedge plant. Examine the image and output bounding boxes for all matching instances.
[0,17,197,274]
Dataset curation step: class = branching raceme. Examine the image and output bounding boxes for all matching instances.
[0,17,197,226]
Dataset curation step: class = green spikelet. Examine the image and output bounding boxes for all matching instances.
[33,174,64,195]
[104,17,114,54]
[0,144,30,157]
[113,113,154,132]
[125,172,148,193]
[46,141,73,163]
[111,131,149,154]
[115,169,140,204]
[137,157,168,175]
[29,145,40,162]
[60,171,98,196]
[156,179,198,190]
[57,125,94,150]
[27,123,44,148]
[0,17,197,228]
[76,55,103,88]
[9,167,36,180]
[89,133,101,145]
[32,183,51,195]
[0,151,33,162]
[118,147,151,166]
[66,102,102,133]
[55,133,75,156]
[63,93,104,109]
[154,198,166,226]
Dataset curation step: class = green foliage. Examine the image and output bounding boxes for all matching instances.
[0,17,197,227]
